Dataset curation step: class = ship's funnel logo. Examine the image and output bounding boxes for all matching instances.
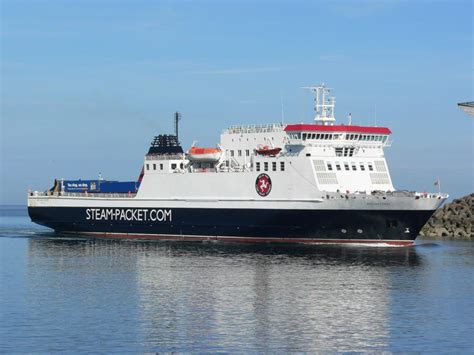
[256,173,272,197]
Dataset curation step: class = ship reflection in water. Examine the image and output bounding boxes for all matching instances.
[20,237,452,352]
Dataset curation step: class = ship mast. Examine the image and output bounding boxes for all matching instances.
[303,84,336,125]
[174,111,181,143]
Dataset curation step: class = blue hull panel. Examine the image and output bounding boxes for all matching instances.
[28,206,435,244]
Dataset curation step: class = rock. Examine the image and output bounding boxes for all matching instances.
[419,193,473,240]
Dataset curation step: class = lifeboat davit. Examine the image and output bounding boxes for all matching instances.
[187,146,222,162]
[256,145,282,156]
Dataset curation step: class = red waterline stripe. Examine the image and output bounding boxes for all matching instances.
[60,231,414,246]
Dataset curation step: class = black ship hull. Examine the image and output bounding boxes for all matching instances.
[28,206,436,246]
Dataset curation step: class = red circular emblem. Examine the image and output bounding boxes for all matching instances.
[255,173,272,197]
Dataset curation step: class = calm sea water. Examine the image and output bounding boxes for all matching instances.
[1,207,473,353]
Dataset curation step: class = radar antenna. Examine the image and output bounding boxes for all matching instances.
[302,84,336,125]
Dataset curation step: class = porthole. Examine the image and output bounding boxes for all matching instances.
[357,229,363,234]
[341,229,347,234]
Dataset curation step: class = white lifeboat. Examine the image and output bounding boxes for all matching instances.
[256,145,282,156]
[187,146,222,162]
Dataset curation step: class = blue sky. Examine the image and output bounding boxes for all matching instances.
[1,0,472,204]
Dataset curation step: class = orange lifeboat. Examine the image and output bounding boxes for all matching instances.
[256,145,282,156]
[187,146,222,162]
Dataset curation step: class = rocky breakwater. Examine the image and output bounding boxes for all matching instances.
[420,193,473,240]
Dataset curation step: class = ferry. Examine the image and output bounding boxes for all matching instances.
[28,84,448,246]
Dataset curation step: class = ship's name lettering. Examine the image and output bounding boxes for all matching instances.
[86,208,172,222]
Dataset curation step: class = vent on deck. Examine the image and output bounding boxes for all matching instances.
[147,135,184,155]
[312,160,326,172]
[316,172,339,185]
[370,173,390,185]
[374,160,387,172]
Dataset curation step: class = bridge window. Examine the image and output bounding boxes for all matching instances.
[302,133,307,140]
[256,162,260,171]
[264,162,269,171]
[280,162,285,171]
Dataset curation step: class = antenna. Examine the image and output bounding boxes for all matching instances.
[347,113,352,126]
[301,84,336,125]
[374,104,377,126]
[174,111,181,142]
[280,90,285,123]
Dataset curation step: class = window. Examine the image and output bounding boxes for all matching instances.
[344,163,350,171]
[360,163,365,171]
[171,163,177,169]
[302,133,307,140]
[230,150,234,157]
[256,162,260,172]
[246,150,250,156]
[153,163,156,170]
[335,147,343,157]
[280,162,285,171]
[327,163,333,171]
[336,163,341,171]
[368,164,373,171]
[160,163,163,170]
[146,164,150,170]
[264,162,269,171]
[351,163,357,171]
[316,134,321,139]
[238,150,242,157]
[180,163,184,169]
[272,162,277,171]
